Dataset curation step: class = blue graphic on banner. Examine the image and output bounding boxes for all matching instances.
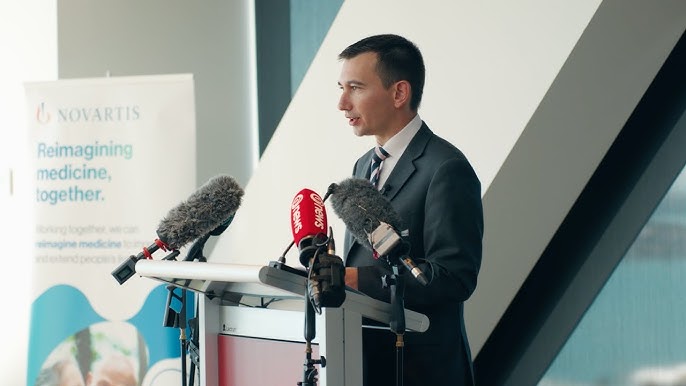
[27,284,194,386]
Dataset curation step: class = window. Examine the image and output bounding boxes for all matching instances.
[540,168,686,385]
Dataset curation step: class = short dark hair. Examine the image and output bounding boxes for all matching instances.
[339,34,425,111]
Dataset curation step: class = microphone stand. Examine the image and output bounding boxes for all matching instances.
[299,226,346,386]
[383,256,406,386]
[298,292,326,386]
[297,242,330,386]
[375,235,426,386]
[187,301,201,386]
[163,233,210,386]
[163,284,188,386]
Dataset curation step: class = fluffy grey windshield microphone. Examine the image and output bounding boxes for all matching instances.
[156,174,244,250]
[329,177,429,286]
[329,177,405,250]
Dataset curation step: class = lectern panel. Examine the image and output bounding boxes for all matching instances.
[218,334,319,386]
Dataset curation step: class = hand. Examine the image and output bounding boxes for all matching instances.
[345,267,358,290]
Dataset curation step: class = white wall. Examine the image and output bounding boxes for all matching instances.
[0,2,58,385]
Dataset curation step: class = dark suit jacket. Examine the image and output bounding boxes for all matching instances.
[344,123,483,386]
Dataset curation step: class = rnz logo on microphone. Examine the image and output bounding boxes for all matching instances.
[291,189,326,235]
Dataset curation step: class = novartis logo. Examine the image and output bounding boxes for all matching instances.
[35,102,141,124]
[36,102,51,124]
[56,104,141,123]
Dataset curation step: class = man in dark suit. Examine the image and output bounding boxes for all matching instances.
[337,34,484,386]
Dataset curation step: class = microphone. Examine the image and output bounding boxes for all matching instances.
[329,178,428,286]
[289,188,345,309]
[290,188,328,268]
[308,227,346,310]
[112,175,244,284]
[157,175,244,250]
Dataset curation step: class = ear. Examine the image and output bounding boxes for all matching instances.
[392,80,411,109]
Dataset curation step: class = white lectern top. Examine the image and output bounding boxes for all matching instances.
[135,259,429,332]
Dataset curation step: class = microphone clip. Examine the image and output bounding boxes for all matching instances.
[369,221,402,258]
[111,239,175,285]
[369,222,429,286]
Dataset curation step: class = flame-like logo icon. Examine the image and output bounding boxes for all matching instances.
[36,102,51,124]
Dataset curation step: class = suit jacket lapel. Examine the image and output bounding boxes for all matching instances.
[355,151,373,179]
[380,123,432,201]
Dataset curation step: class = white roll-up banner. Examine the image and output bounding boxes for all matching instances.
[25,74,196,386]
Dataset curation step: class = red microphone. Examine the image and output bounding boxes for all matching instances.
[290,188,328,267]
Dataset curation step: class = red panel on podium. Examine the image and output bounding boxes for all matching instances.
[217,334,319,386]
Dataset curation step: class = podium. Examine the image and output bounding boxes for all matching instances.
[135,260,429,386]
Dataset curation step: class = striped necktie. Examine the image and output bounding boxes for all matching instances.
[369,146,389,188]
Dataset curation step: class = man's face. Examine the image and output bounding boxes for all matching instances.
[337,52,397,140]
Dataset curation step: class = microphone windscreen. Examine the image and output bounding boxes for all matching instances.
[157,175,244,249]
[329,178,404,249]
[290,188,328,247]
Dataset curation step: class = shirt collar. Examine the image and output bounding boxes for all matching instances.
[379,114,422,159]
